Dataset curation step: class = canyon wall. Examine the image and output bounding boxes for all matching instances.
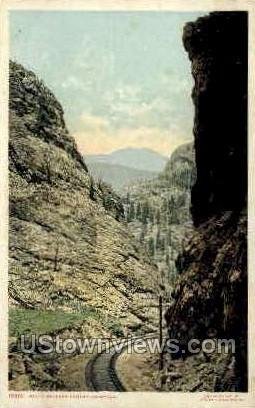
[165,12,248,391]
[9,61,159,335]
[185,11,247,225]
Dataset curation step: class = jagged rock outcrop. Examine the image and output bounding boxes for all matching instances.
[9,61,159,332]
[165,12,247,391]
[162,142,196,190]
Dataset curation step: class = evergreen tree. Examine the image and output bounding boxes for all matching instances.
[127,201,135,222]
[141,201,149,224]
[89,177,95,200]
[156,209,161,224]
[139,225,147,243]
[156,228,161,250]
[148,237,155,257]
[136,201,142,221]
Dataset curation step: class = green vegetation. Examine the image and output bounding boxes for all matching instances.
[105,320,124,337]
[9,308,94,337]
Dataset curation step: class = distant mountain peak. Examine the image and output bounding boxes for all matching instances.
[86,147,168,173]
[109,146,166,154]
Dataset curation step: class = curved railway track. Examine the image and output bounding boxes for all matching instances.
[85,334,156,391]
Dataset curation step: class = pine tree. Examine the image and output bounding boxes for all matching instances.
[139,225,147,243]
[156,209,161,225]
[136,201,142,221]
[89,177,95,200]
[127,201,135,222]
[156,228,161,250]
[141,201,149,224]
[148,237,155,257]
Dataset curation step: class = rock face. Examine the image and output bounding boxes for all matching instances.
[162,143,195,188]
[9,61,159,332]
[183,12,247,225]
[165,12,248,391]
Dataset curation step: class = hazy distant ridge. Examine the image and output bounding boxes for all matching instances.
[85,148,168,192]
[86,147,168,172]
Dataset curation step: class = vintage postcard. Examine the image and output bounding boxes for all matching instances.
[0,0,254,407]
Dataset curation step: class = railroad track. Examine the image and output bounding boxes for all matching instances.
[85,334,156,391]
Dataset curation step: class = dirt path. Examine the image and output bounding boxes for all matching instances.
[116,349,158,391]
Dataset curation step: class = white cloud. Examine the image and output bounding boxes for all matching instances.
[73,113,190,157]
[61,75,93,92]
[103,84,142,116]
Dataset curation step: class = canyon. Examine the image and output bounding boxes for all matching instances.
[8,11,248,392]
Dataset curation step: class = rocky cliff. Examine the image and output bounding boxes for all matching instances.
[9,61,159,335]
[165,12,248,391]
[184,12,247,225]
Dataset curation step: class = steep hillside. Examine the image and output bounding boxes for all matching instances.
[9,61,160,336]
[164,12,248,391]
[86,160,157,193]
[124,143,196,288]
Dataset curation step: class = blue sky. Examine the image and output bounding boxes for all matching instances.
[10,11,206,156]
